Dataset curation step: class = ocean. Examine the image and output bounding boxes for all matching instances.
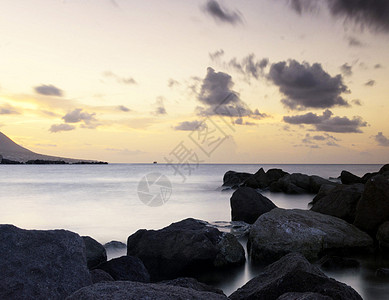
[0,163,387,299]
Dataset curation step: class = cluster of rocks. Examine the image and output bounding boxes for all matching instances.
[0,220,364,299]
[223,168,336,194]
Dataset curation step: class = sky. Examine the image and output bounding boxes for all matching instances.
[0,0,389,163]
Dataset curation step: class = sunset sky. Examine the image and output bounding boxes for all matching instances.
[1,0,389,163]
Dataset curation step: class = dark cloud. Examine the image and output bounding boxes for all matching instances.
[302,133,340,147]
[347,36,365,47]
[34,84,63,97]
[117,105,131,112]
[49,123,75,133]
[173,120,205,131]
[196,67,269,120]
[103,71,136,85]
[288,0,389,32]
[340,63,352,76]
[365,79,376,86]
[228,55,269,81]
[234,118,257,126]
[0,103,20,115]
[268,60,349,110]
[284,109,367,133]
[374,64,383,69]
[153,98,167,115]
[203,0,243,25]
[374,132,389,146]
[352,99,362,106]
[62,109,96,124]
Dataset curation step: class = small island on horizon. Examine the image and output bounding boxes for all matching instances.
[0,132,107,165]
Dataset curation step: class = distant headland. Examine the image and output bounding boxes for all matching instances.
[0,132,107,165]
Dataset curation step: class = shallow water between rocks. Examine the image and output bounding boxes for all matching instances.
[0,163,387,299]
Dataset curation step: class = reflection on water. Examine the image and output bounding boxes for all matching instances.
[0,163,387,299]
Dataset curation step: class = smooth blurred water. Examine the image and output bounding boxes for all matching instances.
[0,163,386,299]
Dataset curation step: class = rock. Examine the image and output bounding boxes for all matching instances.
[318,256,360,271]
[243,168,269,189]
[266,168,289,183]
[277,292,333,300]
[272,174,336,194]
[230,187,277,224]
[341,170,364,185]
[248,208,373,264]
[222,171,252,187]
[0,224,92,299]
[379,164,389,174]
[310,184,364,223]
[354,175,389,235]
[309,176,337,194]
[66,281,228,300]
[96,256,150,282]
[376,268,389,278]
[90,269,115,283]
[83,236,107,269]
[127,218,245,281]
[229,253,362,300]
[376,221,389,249]
[104,240,127,250]
[161,277,225,295]
[310,184,338,205]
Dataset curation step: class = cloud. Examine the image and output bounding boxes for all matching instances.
[284,109,368,133]
[209,49,225,60]
[62,108,96,124]
[374,132,389,146]
[365,79,376,86]
[302,133,340,147]
[196,67,269,119]
[34,84,63,97]
[49,123,75,133]
[347,36,365,47]
[288,0,389,33]
[153,97,167,115]
[0,103,21,115]
[340,63,352,76]
[234,118,257,126]
[228,55,269,81]
[117,105,131,112]
[374,64,383,69]
[203,0,243,25]
[103,71,137,85]
[268,60,349,110]
[352,99,362,106]
[173,120,205,131]
[167,78,180,88]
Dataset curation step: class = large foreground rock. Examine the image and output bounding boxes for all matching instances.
[377,221,389,249]
[127,218,245,281]
[230,187,277,224]
[96,256,150,282]
[310,184,364,223]
[161,277,225,295]
[82,236,107,269]
[66,281,228,300]
[248,209,373,264]
[229,253,362,300]
[354,174,389,235]
[0,224,92,299]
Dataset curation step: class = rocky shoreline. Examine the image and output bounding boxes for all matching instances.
[1,164,388,299]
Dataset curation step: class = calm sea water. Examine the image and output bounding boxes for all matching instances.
[0,163,387,299]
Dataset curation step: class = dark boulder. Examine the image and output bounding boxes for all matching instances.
[318,256,360,271]
[223,171,252,187]
[127,218,245,281]
[66,281,228,300]
[96,256,150,282]
[376,268,389,278]
[270,174,335,194]
[309,176,337,194]
[229,253,362,300]
[310,184,338,205]
[266,168,289,183]
[310,184,364,223]
[341,171,364,185]
[379,164,389,174]
[248,209,373,264]
[90,269,114,284]
[243,168,269,189]
[161,277,225,295]
[230,187,277,224]
[376,221,389,249]
[354,175,389,235]
[83,236,107,269]
[0,225,92,299]
[104,240,127,250]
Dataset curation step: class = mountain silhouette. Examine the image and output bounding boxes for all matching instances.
[0,132,91,163]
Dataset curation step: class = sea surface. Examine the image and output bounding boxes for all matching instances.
[0,163,388,299]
